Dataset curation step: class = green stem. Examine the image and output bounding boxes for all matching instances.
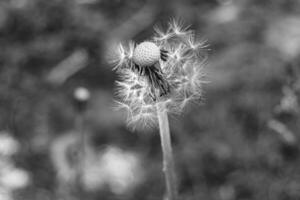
[156,102,178,200]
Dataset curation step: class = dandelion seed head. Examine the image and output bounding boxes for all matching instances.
[112,20,208,128]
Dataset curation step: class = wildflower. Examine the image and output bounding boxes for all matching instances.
[110,20,207,127]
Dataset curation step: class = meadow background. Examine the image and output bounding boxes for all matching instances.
[0,0,300,200]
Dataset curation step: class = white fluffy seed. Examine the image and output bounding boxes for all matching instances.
[133,42,160,67]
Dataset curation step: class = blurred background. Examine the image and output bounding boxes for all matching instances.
[0,0,300,199]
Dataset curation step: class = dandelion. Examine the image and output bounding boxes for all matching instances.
[111,22,207,127]
[110,20,208,200]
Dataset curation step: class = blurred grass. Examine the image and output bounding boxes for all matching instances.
[0,0,300,200]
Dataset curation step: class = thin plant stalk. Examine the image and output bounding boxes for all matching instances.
[75,114,86,200]
[73,87,90,200]
[157,102,178,200]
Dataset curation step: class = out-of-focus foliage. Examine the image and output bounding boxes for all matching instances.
[1,0,300,200]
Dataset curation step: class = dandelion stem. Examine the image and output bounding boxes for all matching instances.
[157,102,178,200]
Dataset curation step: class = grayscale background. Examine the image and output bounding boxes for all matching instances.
[0,0,300,200]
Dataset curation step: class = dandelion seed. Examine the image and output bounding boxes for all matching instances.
[153,25,173,43]
[168,19,191,36]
